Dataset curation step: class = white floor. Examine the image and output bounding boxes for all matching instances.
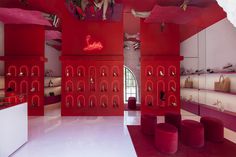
[11,107,236,157]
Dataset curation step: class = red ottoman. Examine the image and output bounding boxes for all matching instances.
[141,114,157,135]
[200,116,224,142]
[165,112,181,130]
[155,123,178,154]
[128,97,136,110]
[180,120,204,148]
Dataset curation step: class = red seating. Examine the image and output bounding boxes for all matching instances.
[165,112,181,130]
[141,114,157,135]
[200,116,224,142]
[180,120,204,148]
[128,97,136,110]
[155,123,178,154]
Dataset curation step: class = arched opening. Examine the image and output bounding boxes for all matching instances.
[124,66,138,103]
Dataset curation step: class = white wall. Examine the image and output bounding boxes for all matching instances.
[181,18,236,72]
[206,18,236,69]
[0,22,4,76]
[180,18,236,112]
[45,44,61,76]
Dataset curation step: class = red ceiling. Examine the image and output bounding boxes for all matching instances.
[0,8,51,26]
[0,0,226,41]
[145,5,202,24]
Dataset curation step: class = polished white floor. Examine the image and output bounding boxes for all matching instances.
[11,105,236,157]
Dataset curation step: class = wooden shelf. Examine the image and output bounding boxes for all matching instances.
[181,87,236,96]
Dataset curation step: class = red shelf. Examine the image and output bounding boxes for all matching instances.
[0,56,47,62]
[141,57,181,116]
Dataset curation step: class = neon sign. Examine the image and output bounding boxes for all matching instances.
[83,35,103,51]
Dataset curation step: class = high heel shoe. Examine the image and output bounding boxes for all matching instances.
[94,1,102,10]
[102,15,107,20]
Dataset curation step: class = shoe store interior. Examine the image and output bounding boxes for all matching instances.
[0,0,236,157]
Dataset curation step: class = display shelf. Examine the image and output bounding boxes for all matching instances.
[5,61,44,116]
[181,71,236,76]
[181,99,236,132]
[141,56,182,115]
[44,85,61,88]
[181,87,236,97]
[61,57,124,116]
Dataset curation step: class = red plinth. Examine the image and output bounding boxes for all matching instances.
[141,114,157,135]
[180,120,204,148]
[155,123,178,154]
[128,97,136,110]
[200,116,224,142]
[165,112,182,129]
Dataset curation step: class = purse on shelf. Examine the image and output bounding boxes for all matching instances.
[184,76,193,88]
[214,75,230,92]
[49,92,55,96]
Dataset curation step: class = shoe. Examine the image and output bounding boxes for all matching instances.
[94,2,102,10]
[131,9,137,17]
[223,63,233,69]
[102,15,107,20]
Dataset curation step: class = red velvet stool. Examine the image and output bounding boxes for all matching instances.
[200,116,224,142]
[128,97,136,110]
[180,120,204,148]
[155,123,178,154]
[165,112,181,130]
[141,114,157,135]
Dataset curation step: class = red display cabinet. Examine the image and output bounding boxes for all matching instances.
[3,56,46,116]
[141,56,183,115]
[60,56,124,116]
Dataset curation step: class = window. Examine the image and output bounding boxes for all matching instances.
[124,66,137,102]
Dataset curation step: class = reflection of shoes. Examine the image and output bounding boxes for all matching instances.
[102,15,107,20]
[223,63,233,69]
[94,2,102,10]
[131,9,137,17]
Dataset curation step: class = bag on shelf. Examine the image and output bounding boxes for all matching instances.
[214,75,230,92]
[184,76,193,88]
[49,92,55,96]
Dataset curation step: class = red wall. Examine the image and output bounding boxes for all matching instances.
[4,24,45,116]
[123,12,140,34]
[179,3,226,42]
[141,21,180,56]
[62,13,123,56]
[4,24,45,56]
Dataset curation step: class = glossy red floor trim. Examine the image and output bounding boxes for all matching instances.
[127,125,236,157]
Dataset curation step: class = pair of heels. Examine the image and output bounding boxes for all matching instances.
[94,1,107,20]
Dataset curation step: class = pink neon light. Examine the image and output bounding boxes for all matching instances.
[83,35,103,51]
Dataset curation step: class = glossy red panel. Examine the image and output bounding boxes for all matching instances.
[141,21,180,56]
[0,8,51,25]
[145,5,202,24]
[4,24,45,56]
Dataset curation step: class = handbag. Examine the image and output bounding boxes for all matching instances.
[214,75,230,92]
[49,92,55,96]
[184,76,193,88]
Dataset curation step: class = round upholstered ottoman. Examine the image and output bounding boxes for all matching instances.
[180,120,204,148]
[141,114,157,135]
[155,123,178,154]
[165,112,181,130]
[200,116,224,142]
[128,97,136,110]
